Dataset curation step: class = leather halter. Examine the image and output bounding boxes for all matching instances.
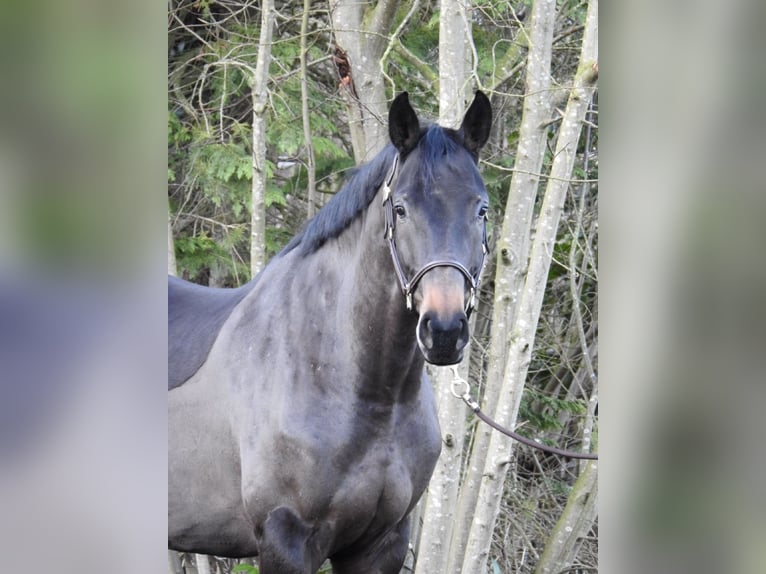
[382,154,489,313]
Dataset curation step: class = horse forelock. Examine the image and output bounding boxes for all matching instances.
[416,124,463,184]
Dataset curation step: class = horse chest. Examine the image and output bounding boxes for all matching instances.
[333,444,415,527]
[247,395,441,551]
[322,421,438,550]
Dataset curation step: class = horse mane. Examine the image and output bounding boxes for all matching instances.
[282,124,464,257]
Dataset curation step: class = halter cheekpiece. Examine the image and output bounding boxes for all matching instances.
[382,154,489,313]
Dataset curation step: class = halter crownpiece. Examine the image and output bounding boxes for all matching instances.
[382,156,489,313]
[382,153,399,205]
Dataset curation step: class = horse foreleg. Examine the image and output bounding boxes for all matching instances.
[257,506,330,574]
[330,517,411,574]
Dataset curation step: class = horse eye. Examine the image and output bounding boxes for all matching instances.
[394,205,406,218]
[478,206,488,219]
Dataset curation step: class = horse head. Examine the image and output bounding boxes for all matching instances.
[385,91,492,365]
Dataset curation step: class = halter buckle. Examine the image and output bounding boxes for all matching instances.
[381,154,399,204]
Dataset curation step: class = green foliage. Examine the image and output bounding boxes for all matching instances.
[168,6,360,284]
[168,111,191,147]
[519,387,587,434]
[174,233,228,280]
[265,226,293,259]
[192,139,253,220]
[265,183,287,208]
[558,0,588,25]
[313,136,347,160]
[402,14,439,61]
[269,89,305,156]
[200,141,253,183]
[232,564,258,574]
[225,560,328,574]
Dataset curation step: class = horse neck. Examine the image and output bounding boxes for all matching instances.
[334,188,425,403]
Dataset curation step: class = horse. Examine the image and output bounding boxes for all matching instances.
[168,91,492,574]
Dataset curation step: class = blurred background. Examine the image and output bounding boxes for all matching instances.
[601,1,766,572]
[0,0,167,572]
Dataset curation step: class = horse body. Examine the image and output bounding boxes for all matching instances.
[169,92,492,573]
[170,209,440,569]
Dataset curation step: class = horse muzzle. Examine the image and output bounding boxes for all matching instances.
[414,268,471,365]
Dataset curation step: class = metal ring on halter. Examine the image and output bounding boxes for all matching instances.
[450,377,470,399]
[449,371,480,412]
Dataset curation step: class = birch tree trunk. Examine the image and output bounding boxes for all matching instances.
[438,0,472,122]
[250,0,274,277]
[168,206,177,277]
[534,6,599,569]
[300,0,317,219]
[534,460,598,574]
[413,1,474,572]
[195,554,212,574]
[329,0,400,160]
[167,550,182,574]
[460,1,598,570]
[448,1,557,571]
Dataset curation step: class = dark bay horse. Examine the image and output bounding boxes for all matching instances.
[169,91,492,574]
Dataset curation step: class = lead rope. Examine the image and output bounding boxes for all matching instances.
[450,367,598,460]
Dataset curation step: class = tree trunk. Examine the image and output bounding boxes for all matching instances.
[448,0,557,571]
[168,205,177,277]
[195,554,212,574]
[300,0,317,219]
[168,550,183,574]
[250,0,274,277]
[438,0,472,122]
[414,1,474,572]
[534,460,598,574]
[460,1,598,570]
[330,0,400,160]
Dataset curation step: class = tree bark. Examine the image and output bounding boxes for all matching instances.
[459,1,598,570]
[300,0,317,219]
[168,205,177,277]
[534,460,598,574]
[195,554,212,574]
[167,550,183,574]
[438,0,472,122]
[414,2,474,572]
[414,366,470,574]
[250,0,274,277]
[448,1,557,571]
[330,0,400,161]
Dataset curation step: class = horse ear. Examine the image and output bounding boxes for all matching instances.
[460,91,492,156]
[388,92,420,155]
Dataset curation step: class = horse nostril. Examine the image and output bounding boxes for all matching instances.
[418,312,469,353]
[418,315,435,350]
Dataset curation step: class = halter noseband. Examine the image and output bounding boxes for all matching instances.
[382,155,489,313]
